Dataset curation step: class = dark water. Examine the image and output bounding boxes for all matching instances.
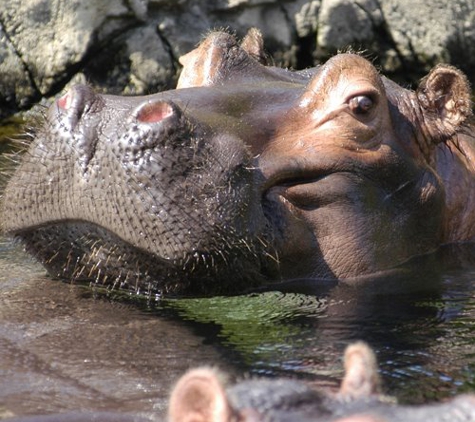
[1,236,475,420]
[160,248,475,405]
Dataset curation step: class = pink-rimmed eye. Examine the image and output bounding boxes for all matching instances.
[348,95,374,114]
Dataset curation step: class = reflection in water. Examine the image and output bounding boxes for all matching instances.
[0,237,475,419]
[158,246,475,403]
[0,239,224,419]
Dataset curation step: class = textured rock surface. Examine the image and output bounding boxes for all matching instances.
[0,0,474,118]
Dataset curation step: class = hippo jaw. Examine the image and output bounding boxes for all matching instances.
[15,221,270,296]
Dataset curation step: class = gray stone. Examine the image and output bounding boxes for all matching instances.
[316,0,475,82]
[294,0,321,38]
[0,0,131,93]
[123,26,174,95]
[317,0,382,52]
[380,0,475,76]
[0,28,37,113]
[0,0,474,119]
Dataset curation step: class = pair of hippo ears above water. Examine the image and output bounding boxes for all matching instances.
[169,342,475,422]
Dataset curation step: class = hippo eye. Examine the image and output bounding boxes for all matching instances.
[348,95,374,115]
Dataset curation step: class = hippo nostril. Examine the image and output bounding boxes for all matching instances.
[55,84,100,129]
[57,91,73,110]
[135,100,176,124]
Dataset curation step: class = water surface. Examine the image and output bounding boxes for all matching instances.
[0,239,225,420]
[161,248,475,404]
[1,238,474,420]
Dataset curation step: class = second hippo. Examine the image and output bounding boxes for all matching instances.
[2,29,475,296]
[169,342,475,422]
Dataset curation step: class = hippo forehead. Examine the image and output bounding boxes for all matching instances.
[177,29,383,93]
[31,30,390,159]
[94,41,392,158]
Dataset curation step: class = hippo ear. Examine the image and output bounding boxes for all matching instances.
[177,32,235,89]
[339,342,382,398]
[177,30,268,89]
[241,28,269,65]
[168,367,234,422]
[416,64,472,143]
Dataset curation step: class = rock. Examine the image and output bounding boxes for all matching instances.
[0,26,38,115]
[316,0,475,83]
[121,26,174,95]
[317,0,383,53]
[380,0,475,78]
[0,0,474,119]
[294,0,320,38]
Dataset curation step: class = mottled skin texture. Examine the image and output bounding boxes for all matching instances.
[169,342,475,422]
[2,29,475,295]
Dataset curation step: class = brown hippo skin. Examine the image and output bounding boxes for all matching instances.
[2,29,475,296]
[169,342,475,422]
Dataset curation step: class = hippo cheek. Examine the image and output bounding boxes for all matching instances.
[264,173,379,279]
[264,165,444,280]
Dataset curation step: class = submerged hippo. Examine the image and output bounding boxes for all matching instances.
[6,343,475,421]
[169,342,475,422]
[2,29,475,296]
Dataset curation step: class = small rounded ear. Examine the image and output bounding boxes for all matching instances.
[177,30,269,89]
[177,32,237,89]
[240,28,268,65]
[416,64,472,142]
[168,367,234,422]
[339,342,381,398]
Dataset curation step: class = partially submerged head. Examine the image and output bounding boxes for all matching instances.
[168,342,381,422]
[2,29,473,296]
[168,342,475,422]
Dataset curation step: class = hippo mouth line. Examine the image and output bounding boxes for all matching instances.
[13,220,174,280]
[277,173,330,188]
[259,153,352,194]
[262,170,346,204]
[262,169,331,193]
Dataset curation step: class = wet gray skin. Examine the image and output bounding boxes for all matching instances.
[2,29,475,296]
[2,83,278,295]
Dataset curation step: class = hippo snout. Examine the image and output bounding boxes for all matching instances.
[54,84,178,129]
[3,81,273,295]
[51,85,196,173]
[124,99,197,152]
[48,84,105,172]
[133,99,175,124]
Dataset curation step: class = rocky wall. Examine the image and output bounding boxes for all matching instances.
[0,0,474,118]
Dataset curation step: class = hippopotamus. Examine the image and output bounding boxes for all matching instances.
[5,343,475,422]
[169,342,475,422]
[2,29,475,296]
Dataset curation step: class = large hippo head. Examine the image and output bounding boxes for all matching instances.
[2,29,474,296]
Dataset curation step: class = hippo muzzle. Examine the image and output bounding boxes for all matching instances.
[2,29,474,296]
[2,82,277,295]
